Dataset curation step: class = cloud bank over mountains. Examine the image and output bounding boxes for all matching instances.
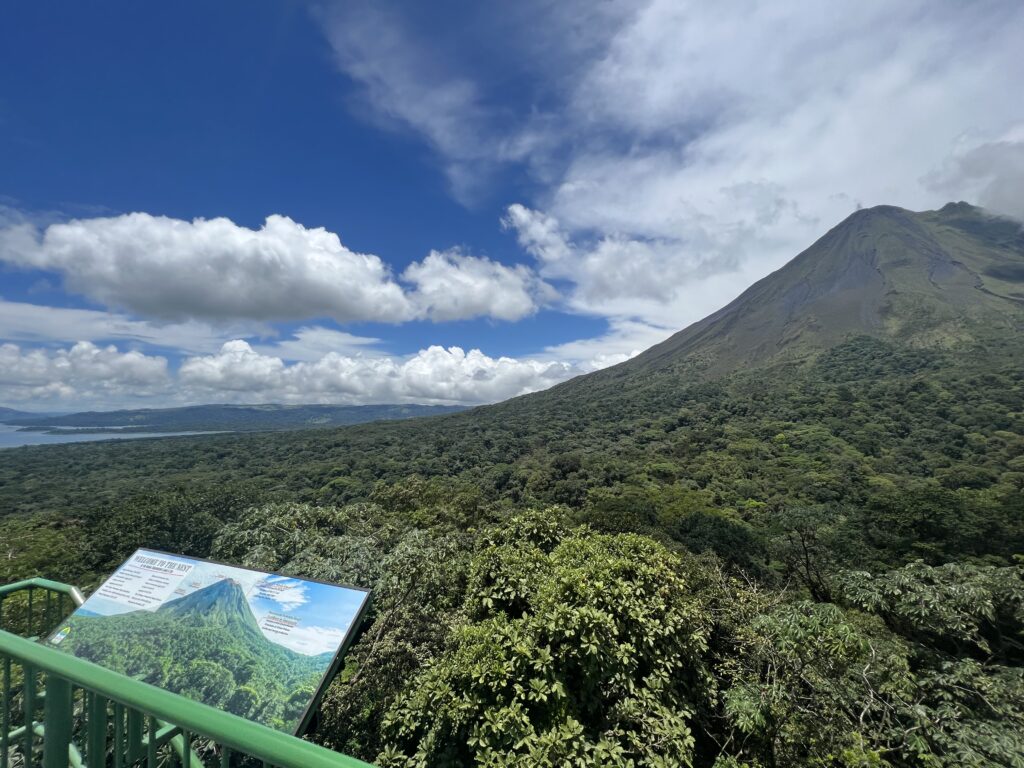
[0,210,594,408]
[179,340,575,405]
[0,211,586,408]
[0,342,169,403]
[0,339,581,407]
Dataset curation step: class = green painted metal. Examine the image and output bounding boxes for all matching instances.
[0,579,84,607]
[0,578,84,642]
[1,578,376,768]
[86,691,107,766]
[2,655,10,768]
[113,702,124,768]
[23,661,35,764]
[127,708,143,764]
[42,676,71,768]
[147,716,158,766]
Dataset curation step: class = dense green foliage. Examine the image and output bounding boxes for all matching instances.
[3,337,1022,540]
[2,333,1021,765]
[216,504,1024,767]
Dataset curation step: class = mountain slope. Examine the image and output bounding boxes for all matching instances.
[626,202,1023,375]
[0,407,58,422]
[158,577,265,635]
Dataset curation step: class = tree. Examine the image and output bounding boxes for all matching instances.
[378,516,715,767]
[170,660,236,709]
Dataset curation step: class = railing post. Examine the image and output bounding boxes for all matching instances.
[127,708,144,763]
[86,692,108,767]
[1,655,10,768]
[23,663,35,767]
[42,675,73,768]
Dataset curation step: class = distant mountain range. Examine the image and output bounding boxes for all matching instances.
[0,407,63,421]
[3,402,467,433]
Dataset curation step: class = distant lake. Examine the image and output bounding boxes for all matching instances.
[0,423,218,450]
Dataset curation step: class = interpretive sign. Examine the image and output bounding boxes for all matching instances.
[46,548,370,735]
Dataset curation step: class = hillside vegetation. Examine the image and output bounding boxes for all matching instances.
[1,203,1022,767]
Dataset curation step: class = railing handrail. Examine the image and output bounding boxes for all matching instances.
[0,578,84,606]
[0,628,374,768]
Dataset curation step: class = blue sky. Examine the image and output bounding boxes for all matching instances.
[1,1,1022,409]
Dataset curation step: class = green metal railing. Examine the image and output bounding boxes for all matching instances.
[1,580,374,768]
[0,580,85,641]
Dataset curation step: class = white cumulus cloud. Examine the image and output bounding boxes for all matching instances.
[403,248,554,322]
[0,213,552,326]
[179,340,576,405]
[266,622,349,656]
[0,337,601,410]
[0,342,170,402]
[0,213,412,323]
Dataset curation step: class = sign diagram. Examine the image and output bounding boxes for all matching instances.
[47,549,370,735]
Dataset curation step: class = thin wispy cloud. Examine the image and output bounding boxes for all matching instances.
[319,0,1024,334]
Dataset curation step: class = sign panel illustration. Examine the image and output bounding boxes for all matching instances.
[47,549,370,734]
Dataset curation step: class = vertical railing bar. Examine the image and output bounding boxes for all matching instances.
[127,707,144,764]
[42,674,72,768]
[87,693,108,768]
[220,745,232,768]
[1,654,10,768]
[27,589,34,636]
[81,691,90,766]
[182,730,191,768]
[147,716,158,767]
[44,592,51,636]
[68,684,75,764]
[113,702,125,768]
[23,662,35,768]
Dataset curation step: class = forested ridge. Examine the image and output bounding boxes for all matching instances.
[2,204,1023,766]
